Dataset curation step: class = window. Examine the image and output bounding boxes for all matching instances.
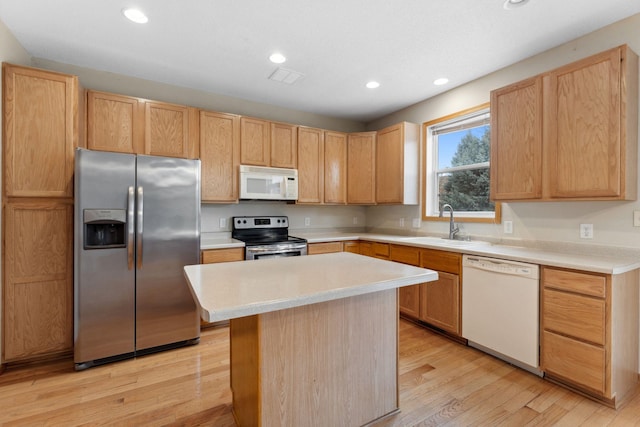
[422,103,501,223]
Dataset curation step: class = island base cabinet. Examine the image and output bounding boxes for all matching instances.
[230,289,398,427]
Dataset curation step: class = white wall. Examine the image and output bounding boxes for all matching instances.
[32,59,365,134]
[0,18,32,366]
[366,13,640,252]
[202,202,366,235]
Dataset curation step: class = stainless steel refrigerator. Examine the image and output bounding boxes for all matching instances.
[74,148,201,370]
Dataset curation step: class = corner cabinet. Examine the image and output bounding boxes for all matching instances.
[376,122,419,205]
[540,267,639,408]
[199,111,241,202]
[491,45,639,201]
[2,64,81,363]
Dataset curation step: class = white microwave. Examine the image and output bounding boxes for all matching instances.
[239,165,298,201]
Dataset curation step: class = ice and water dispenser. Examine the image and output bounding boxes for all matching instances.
[83,209,127,249]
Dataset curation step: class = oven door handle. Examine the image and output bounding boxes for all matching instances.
[246,243,307,253]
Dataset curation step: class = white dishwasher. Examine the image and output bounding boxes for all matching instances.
[462,255,541,375]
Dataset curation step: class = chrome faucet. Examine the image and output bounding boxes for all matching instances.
[440,204,459,240]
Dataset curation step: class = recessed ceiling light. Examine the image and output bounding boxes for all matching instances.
[269,53,286,64]
[503,0,529,10]
[122,8,148,24]
[366,81,380,89]
[433,78,449,86]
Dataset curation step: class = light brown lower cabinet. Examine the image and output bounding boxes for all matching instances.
[199,248,244,328]
[540,267,639,408]
[3,200,73,362]
[307,241,343,255]
[388,245,461,336]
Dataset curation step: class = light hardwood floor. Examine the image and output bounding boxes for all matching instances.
[0,319,639,426]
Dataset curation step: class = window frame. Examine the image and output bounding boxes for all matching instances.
[421,103,501,224]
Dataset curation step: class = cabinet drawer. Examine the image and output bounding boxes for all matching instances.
[201,248,244,264]
[308,241,343,255]
[372,242,389,258]
[543,268,606,298]
[541,330,605,394]
[421,249,461,274]
[343,241,360,254]
[389,244,420,266]
[543,289,605,345]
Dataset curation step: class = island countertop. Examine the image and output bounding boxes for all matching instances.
[184,252,438,322]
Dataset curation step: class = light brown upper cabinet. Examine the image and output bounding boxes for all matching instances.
[347,131,377,204]
[324,131,348,204]
[145,101,198,159]
[271,122,298,168]
[87,90,197,159]
[297,127,324,204]
[490,45,638,201]
[87,91,143,154]
[490,77,543,200]
[375,122,419,204]
[200,111,240,202]
[240,117,270,166]
[3,64,80,198]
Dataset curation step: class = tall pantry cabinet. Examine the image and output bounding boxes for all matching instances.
[2,64,82,363]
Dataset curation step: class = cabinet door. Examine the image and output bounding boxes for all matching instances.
[490,76,543,200]
[546,48,623,198]
[297,127,324,203]
[420,271,460,335]
[3,64,78,198]
[3,201,73,361]
[324,131,347,204]
[376,123,404,203]
[87,90,143,155]
[271,122,297,168]
[240,117,270,166]
[200,111,240,202]
[347,132,376,204]
[541,330,606,394]
[145,101,195,159]
[399,285,421,319]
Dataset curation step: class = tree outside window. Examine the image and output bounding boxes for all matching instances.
[423,104,500,223]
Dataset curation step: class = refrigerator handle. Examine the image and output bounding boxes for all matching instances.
[137,186,144,269]
[127,186,135,270]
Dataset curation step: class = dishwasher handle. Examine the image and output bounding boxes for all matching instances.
[463,255,539,279]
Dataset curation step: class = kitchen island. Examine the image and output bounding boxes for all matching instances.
[183,252,438,427]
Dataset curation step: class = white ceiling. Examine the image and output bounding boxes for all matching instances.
[1,0,639,122]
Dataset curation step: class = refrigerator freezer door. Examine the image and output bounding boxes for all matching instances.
[74,149,137,365]
[135,155,201,351]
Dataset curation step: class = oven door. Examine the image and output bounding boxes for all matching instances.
[245,242,308,260]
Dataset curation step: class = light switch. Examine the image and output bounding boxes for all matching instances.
[634,211,640,227]
[503,220,513,234]
[219,218,226,229]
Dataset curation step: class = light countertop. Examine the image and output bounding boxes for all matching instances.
[184,252,438,322]
[200,231,640,275]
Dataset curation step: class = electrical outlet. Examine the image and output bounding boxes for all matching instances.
[412,218,421,228]
[304,217,311,226]
[503,220,513,234]
[634,210,640,227]
[219,218,226,229]
[353,216,359,225]
[399,218,405,227]
[579,223,594,239]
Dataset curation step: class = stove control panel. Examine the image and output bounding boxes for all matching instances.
[233,216,289,229]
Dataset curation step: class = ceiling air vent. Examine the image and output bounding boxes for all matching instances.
[268,67,304,85]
